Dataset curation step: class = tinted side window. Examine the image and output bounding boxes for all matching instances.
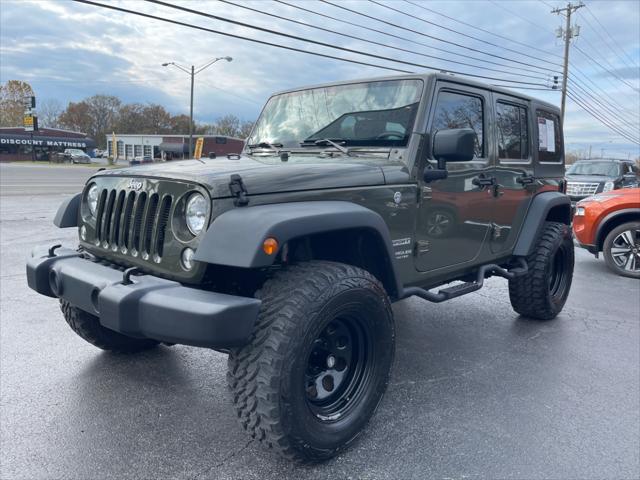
[215,137,227,144]
[536,110,562,162]
[432,91,484,158]
[496,102,529,160]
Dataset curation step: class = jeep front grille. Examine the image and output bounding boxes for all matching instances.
[566,181,599,197]
[94,188,173,261]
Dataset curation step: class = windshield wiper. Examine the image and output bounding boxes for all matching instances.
[300,138,351,155]
[246,142,283,153]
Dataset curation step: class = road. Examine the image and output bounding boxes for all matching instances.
[1,163,639,479]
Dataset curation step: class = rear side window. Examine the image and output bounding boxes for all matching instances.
[432,90,484,158]
[536,110,562,162]
[496,102,529,160]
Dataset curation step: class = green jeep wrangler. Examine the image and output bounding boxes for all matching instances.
[27,73,574,462]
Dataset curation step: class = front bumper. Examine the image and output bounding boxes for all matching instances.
[26,246,261,348]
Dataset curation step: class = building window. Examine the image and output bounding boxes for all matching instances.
[134,144,142,157]
[215,136,227,144]
[432,90,484,158]
[143,145,152,157]
[496,102,529,160]
[117,141,124,158]
[107,141,113,156]
[125,144,133,158]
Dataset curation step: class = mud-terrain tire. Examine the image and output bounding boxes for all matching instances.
[603,221,640,278]
[60,300,159,353]
[509,221,574,320]
[227,261,395,462]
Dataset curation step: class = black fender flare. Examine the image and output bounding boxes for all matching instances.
[513,192,571,257]
[53,193,81,228]
[193,201,401,296]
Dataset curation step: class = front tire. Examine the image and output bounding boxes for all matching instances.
[60,300,159,353]
[603,221,640,278]
[227,261,395,462]
[509,221,574,320]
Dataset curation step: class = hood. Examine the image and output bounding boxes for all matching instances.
[93,154,404,198]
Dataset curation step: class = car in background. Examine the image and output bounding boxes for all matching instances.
[63,148,91,164]
[573,188,640,278]
[565,159,639,206]
[129,155,153,166]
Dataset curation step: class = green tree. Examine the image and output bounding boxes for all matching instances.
[0,80,34,127]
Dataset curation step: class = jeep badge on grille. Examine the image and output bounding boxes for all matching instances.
[128,179,143,191]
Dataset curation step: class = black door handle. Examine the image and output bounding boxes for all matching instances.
[472,175,495,187]
[516,174,535,185]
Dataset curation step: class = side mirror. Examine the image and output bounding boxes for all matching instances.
[433,128,476,163]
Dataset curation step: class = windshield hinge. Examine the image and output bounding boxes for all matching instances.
[229,174,249,207]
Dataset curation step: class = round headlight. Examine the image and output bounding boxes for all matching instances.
[603,181,614,193]
[185,193,209,235]
[87,184,99,216]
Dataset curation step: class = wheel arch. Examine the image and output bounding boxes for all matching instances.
[595,208,640,251]
[513,191,571,257]
[194,201,402,298]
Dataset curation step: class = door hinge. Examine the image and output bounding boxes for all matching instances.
[229,174,249,206]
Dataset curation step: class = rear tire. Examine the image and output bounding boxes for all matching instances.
[603,221,640,278]
[60,300,159,353]
[227,261,395,462]
[509,221,574,320]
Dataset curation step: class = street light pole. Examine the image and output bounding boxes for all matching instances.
[162,56,233,159]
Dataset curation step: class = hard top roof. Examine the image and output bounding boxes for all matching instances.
[272,72,559,113]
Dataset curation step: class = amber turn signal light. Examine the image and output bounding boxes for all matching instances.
[262,237,278,255]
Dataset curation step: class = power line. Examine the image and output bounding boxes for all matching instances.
[567,90,639,144]
[276,0,556,78]
[403,0,564,60]
[147,0,552,86]
[490,85,558,91]
[569,77,638,128]
[218,0,550,82]
[568,80,640,140]
[568,74,640,124]
[71,0,413,75]
[573,43,639,92]
[583,4,639,69]
[371,0,564,68]
[570,66,640,120]
[488,0,555,35]
[568,89,639,143]
[320,0,562,75]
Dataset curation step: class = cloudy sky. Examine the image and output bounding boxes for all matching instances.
[1,0,638,157]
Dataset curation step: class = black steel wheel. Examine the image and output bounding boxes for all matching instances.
[305,315,373,421]
[227,261,395,462]
[603,221,640,278]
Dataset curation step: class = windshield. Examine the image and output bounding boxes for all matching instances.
[247,79,424,149]
[566,162,620,177]
[66,149,84,155]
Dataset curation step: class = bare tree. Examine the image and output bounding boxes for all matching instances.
[38,98,63,128]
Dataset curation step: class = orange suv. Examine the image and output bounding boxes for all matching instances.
[573,188,640,278]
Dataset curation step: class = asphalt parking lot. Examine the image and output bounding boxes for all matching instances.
[1,163,639,479]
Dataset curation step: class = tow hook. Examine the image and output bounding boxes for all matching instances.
[122,267,141,285]
[48,244,62,258]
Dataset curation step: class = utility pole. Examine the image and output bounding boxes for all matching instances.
[189,65,194,160]
[552,2,584,123]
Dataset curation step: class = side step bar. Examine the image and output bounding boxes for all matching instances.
[401,258,528,303]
